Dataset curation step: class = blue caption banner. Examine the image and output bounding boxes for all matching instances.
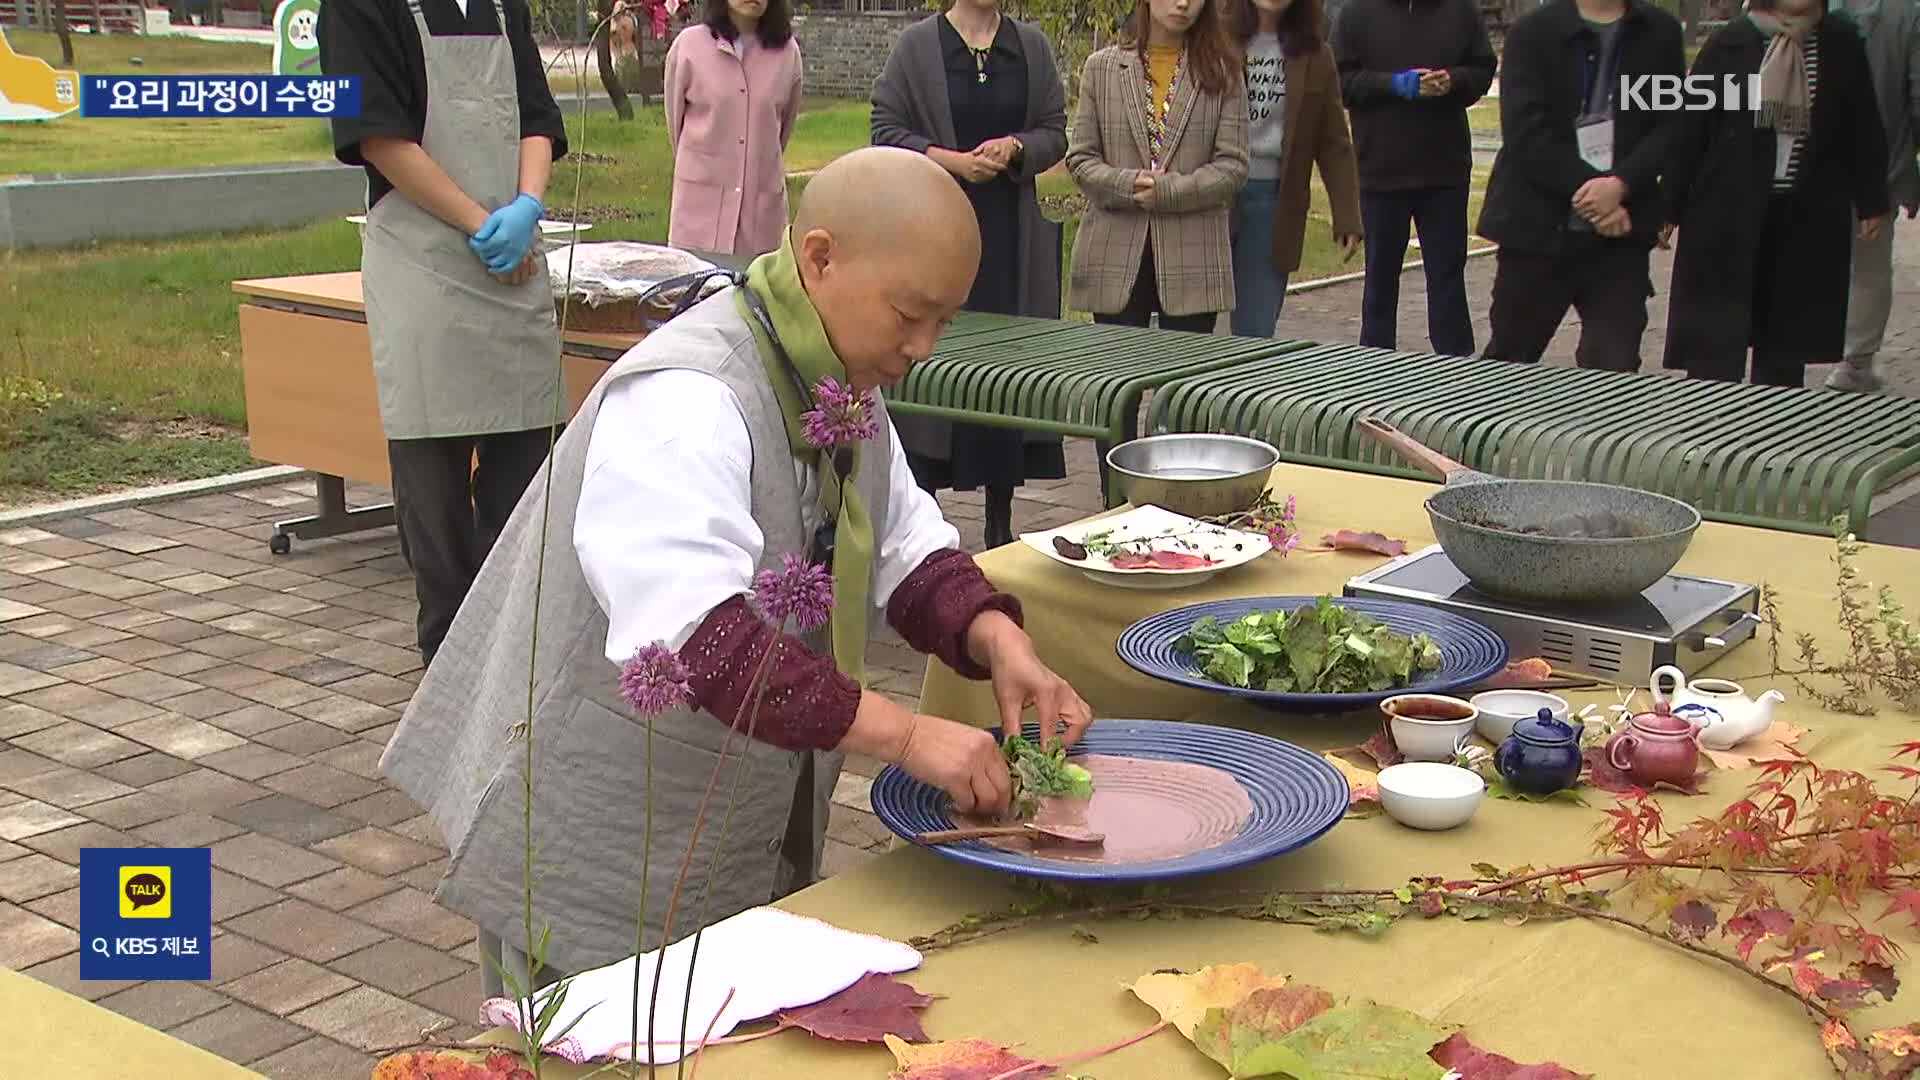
[79,847,212,981]
[79,75,359,118]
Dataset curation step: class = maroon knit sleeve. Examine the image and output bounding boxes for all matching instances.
[678,595,861,752]
[885,548,1024,681]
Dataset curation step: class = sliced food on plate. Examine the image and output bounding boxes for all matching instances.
[1022,504,1270,587]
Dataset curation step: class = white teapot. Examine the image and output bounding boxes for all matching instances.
[1650,665,1785,751]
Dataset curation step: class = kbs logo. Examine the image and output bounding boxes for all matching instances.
[1618,73,1764,111]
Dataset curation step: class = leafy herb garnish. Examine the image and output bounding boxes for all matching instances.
[1003,735,1094,820]
[1174,597,1442,693]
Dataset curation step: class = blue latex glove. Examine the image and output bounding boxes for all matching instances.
[469,193,544,274]
[1390,70,1423,100]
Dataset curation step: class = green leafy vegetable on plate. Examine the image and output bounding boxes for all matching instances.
[1002,734,1093,820]
[1174,597,1443,694]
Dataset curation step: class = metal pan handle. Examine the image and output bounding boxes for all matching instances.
[1355,417,1469,482]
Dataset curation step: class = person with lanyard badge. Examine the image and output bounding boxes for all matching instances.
[377,147,1097,994]
[870,0,1072,550]
[1065,0,1250,336]
[318,0,568,667]
[1475,0,1685,371]
[1824,0,1920,393]
[1221,0,1363,339]
[1662,0,1892,386]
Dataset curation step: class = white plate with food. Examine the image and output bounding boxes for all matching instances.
[1019,505,1272,590]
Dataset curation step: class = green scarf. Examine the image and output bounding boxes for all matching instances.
[734,231,873,685]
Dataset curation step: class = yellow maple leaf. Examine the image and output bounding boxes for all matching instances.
[1128,963,1290,1039]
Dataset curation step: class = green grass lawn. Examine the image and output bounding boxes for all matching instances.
[0,54,1491,504]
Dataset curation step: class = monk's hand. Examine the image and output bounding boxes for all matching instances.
[968,611,1094,749]
[1594,206,1632,239]
[1861,213,1892,241]
[897,713,1013,817]
[1335,231,1361,262]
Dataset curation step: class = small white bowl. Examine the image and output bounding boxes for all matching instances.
[1377,762,1485,830]
[1469,690,1571,745]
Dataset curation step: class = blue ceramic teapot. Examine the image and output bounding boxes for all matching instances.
[1494,709,1584,796]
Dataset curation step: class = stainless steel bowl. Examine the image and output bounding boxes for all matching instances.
[1105,434,1281,519]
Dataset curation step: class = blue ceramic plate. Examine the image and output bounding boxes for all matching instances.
[869,719,1348,883]
[1116,596,1509,712]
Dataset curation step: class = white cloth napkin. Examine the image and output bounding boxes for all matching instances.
[478,906,922,1064]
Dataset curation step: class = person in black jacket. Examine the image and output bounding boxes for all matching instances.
[1662,0,1891,386]
[1332,0,1497,356]
[1476,0,1685,371]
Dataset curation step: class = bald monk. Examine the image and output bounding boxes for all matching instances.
[379,146,1096,993]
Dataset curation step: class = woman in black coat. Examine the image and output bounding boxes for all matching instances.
[1661,0,1891,386]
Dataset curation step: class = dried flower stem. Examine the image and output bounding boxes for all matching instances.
[1473,858,1920,897]
[642,632,780,1073]
[682,985,736,1080]
[985,1019,1172,1080]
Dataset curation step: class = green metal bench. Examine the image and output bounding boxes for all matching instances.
[887,314,1315,504]
[1147,343,1920,534]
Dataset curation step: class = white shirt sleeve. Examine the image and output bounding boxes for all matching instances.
[574,370,961,664]
[871,417,962,615]
[574,368,765,663]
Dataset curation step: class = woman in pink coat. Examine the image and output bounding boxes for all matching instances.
[664,0,804,256]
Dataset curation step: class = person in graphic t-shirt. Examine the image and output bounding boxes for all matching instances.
[1223,0,1362,338]
[1475,0,1685,372]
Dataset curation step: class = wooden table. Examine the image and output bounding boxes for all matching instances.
[231,271,644,553]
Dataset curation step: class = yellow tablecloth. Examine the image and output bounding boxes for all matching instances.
[0,966,263,1078]
[506,464,1916,1080]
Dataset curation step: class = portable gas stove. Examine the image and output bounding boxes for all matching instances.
[1343,546,1762,683]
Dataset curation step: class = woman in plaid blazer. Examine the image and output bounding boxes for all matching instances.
[1066,0,1251,330]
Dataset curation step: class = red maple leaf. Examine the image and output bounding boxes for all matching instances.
[775,972,936,1043]
[1321,530,1408,556]
[1358,730,1403,770]
[1820,978,1876,1008]
[1429,1032,1592,1079]
[887,1036,1054,1080]
[1668,900,1717,941]
[1852,961,1901,1000]
[1881,890,1920,931]
[1893,741,1920,762]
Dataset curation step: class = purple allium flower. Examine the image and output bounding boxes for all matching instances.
[620,641,693,716]
[752,552,835,631]
[800,377,881,451]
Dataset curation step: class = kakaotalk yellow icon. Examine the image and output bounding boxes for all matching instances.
[0,25,81,122]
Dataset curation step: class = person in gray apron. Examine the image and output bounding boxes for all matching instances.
[319,0,568,664]
[378,148,1096,1005]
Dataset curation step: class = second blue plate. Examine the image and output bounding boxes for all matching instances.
[1116,595,1508,712]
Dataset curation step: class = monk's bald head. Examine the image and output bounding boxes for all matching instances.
[788,147,982,389]
[793,146,982,269]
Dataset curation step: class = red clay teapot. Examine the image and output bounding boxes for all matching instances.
[1603,703,1701,788]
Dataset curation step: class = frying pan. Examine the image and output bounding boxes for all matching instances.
[1356,418,1702,604]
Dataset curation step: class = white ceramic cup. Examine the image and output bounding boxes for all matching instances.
[1381,694,1479,762]
[1468,690,1572,746]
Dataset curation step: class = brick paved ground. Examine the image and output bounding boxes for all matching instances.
[3,227,1915,1074]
